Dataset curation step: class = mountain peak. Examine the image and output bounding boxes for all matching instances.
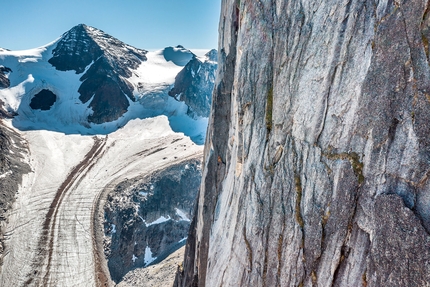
[49,24,147,74]
[48,24,104,74]
[47,24,149,123]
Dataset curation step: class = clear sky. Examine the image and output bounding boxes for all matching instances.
[0,0,221,51]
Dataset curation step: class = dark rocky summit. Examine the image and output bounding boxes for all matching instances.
[169,50,218,118]
[177,1,430,287]
[103,159,201,283]
[49,24,147,123]
[0,66,11,89]
[29,89,57,111]
[0,122,30,267]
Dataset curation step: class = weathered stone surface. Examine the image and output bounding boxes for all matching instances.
[177,0,430,286]
[118,246,185,287]
[104,159,202,283]
[169,50,218,118]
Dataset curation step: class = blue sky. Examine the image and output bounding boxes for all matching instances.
[0,0,221,50]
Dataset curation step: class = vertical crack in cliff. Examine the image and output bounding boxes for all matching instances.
[24,136,107,286]
[421,0,430,62]
[242,225,253,273]
[265,86,273,138]
[316,0,357,146]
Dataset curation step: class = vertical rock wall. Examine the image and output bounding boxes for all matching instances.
[178,0,430,286]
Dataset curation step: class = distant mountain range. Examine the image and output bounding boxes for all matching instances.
[0,24,216,143]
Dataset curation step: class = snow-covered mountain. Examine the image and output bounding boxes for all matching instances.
[0,24,216,144]
[0,24,216,286]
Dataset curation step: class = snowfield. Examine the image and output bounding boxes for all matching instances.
[0,116,203,286]
[0,43,209,144]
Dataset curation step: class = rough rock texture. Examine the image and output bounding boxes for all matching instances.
[0,122,30,267]
[49,24,147,123]
[0,66,11,89]
[169,50,218,118]
[104,159,201,283]
[0,100,16,119]
[118,246,185,287]
[177,0,430,287]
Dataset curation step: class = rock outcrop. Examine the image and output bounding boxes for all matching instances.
[169,50,218,118]
[177,1,430,287]
[29,89,57,111]
[118,245,185,287]
[0,122,30,267]
[104,159,201,283]
[49,24,147,123]
[0,66,11,89]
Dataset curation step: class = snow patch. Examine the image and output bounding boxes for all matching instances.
[175,208,190,222]
[0,171,12,179]
[132,254,138,263]
[144,246,156,266]
[146,215,171,227]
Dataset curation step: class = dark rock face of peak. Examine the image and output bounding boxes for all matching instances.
[48,24,147,124]
[168,51,217,118]
[48,24,103,74]
[177,1,430,287]
[163,46,194,66]
[49,24,147,75]
[0,66,12,89]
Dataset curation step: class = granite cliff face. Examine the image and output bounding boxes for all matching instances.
[178,0,430,286]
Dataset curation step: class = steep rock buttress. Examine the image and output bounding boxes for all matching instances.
[177,0,430,286]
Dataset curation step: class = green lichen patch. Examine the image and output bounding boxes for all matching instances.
[294,175,304,228]
[323,151,365,185]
